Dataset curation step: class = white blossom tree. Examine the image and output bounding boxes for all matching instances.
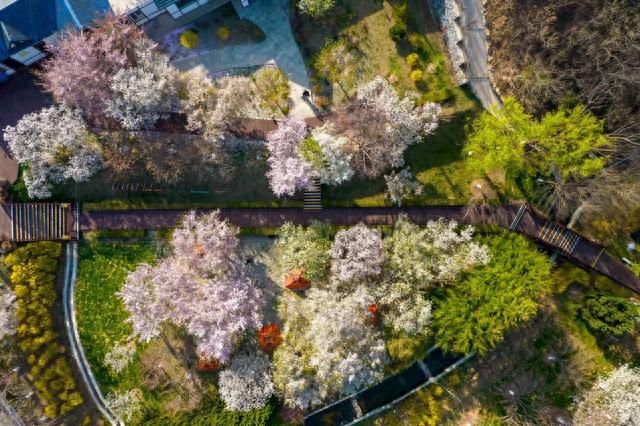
[0,288,17,341]
[104,343,137,374]
[265,118,311,197]
[106,39,178,130]
[333,77,441,178]
[119,211,264,363]
[273,287,388,410]
[309,127,354,185]
[330,224,384,283]
[3,105,103,198]
[574,365,640,426]
[384,168,423,205]
[384,215,490,288]
[376,280,432,336]
[219,352,274,412]
[106,389,143,423]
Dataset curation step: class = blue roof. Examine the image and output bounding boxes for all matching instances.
[0,0,112,62]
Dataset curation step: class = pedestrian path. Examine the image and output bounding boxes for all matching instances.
[75,204,640,294]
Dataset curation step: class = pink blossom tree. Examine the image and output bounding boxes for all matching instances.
[119,211,264,363]
[39,14,145,121]
[265,117,311,197]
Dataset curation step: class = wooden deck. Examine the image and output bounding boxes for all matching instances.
[1,203,77,242]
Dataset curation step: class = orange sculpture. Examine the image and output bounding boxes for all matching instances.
[197,354,220,372]
[258,323,283,352]
[194,244,205,257]
[284,269,309,290]
[367,304,379,326]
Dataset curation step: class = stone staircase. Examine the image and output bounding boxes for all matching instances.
[303,177,322,211]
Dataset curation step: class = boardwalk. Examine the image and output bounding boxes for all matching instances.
[79,205,640,294]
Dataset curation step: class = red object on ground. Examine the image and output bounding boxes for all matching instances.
[194,244,205,257]
[197,354,221,372]
[284,269,310,290]
[258,323,283,352]
[367,304,379,326]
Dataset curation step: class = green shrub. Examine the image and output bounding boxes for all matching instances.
[405,53,420,68]
[410,69,423,81]
[216,26,230,41]
[579,292,639,336]
[179,30,199,49]
[300,137,325,170]
[389,22,407,41]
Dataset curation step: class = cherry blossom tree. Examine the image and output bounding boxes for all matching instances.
[106,39,178,130]
[384,215,490,288]
[332,77,441,178]
[330,224,384,283]
[3,105,103,198]
[274,287,388,410]
[265,118,311,197]
[384,168,423,205]
[0,288,17,341]
[574,365,640,426]
[106,389,143,423]
[307,127,354,185]
[39,14,144,120]
[171,210,239,277]
[119,211,264,363]
[218,352,274,412]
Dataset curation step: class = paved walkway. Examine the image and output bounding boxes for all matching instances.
[0,71,52,183]
[458,0,501,109]
[171,0,316,119]
[79,205,640,294]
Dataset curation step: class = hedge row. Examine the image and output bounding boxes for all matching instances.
[4,242,84,418]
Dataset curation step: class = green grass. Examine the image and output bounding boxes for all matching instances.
[75,242,158,393]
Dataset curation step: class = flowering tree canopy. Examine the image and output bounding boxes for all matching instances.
[384,216,490,288]
[39,14,144,120]
[574,365,640,426]
[106,39,178,130]
[333,77,441,178]
[330,224,384,283]
[384,168,423,205]
[265,118,311,197]
[219,352,275,412]
[119,211,264,363]
[274,287,388,410]
[104,343,136,374]
[4,105,103,198]
[307,127,354,185]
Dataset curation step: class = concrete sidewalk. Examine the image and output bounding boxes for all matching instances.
[170,0,316,119]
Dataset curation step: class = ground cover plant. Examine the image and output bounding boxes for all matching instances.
[3,242,84,419]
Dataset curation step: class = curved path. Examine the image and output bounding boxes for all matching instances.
[79,204,640,294]
[62,242,123,426]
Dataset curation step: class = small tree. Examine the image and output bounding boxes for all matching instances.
[330,224,384,283]
[384,168,422,205]
[0,288,17,341]
[253,66,290,115]
[3,105,103,198]
[297,0,335,17]
[219,353,274,412]
[309,127,354,185]
[578,292,639,336]
[265,117,311,197]
[314,40,359,97]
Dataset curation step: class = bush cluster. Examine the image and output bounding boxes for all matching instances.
[579,292,639,336]
[389,2,408,41]
[4,242,83,418]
